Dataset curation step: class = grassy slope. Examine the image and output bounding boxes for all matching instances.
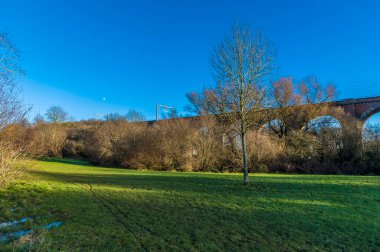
[0,159,379,251]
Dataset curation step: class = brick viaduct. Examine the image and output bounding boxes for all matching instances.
[148,95,380,127]
[335,96,380,122]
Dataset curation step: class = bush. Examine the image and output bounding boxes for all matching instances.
[255,164,268,173]
[0,123,32,187]
[24,113,380,175]
[29,123,67,157]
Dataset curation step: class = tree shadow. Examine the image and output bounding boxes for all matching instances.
[27,168,380,209]
[38,158,92,166]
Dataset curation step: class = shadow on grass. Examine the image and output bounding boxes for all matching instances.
[28,169,239,192]
[27,168,380,209]
[38,158,91,166]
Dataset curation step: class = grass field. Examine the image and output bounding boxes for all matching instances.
[0,159,379,251]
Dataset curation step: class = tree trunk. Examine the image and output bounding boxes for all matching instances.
[241,131,249,185]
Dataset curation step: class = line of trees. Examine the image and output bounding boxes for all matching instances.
[21,109,380,176]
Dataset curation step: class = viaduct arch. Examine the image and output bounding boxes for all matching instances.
[147,96,380,128]
[335,96,380,122]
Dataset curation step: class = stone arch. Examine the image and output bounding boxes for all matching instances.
[362,109,380,142]
[305,115,343,133]
[361,104,380,122]
[258,119,285,135]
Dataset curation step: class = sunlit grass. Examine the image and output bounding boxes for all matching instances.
[1,158,379,251]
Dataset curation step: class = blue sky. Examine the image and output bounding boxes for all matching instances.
[1,0,380,122]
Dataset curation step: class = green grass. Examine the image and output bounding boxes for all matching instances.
[1,158,379,251]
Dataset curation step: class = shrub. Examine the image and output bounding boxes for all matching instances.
[29,123,67,157]
[23,113,380,175]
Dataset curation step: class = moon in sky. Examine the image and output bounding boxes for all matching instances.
[102,97,106,102]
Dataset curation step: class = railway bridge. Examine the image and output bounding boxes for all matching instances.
[335,96,380,122]
[148,96,380,129]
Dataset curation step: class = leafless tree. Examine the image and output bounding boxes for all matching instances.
[298,76,336,130]
[188,24,275,185]
[125,109,146,122]
[31,123,67,157]
[45,105,68,123]
[0,33,30,187]
[266,76,336,137]
[0,33,27,130]
[33,113,45,125]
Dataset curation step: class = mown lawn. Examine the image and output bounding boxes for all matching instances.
[0,159,379,251]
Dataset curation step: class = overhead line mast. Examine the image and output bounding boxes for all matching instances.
[156,104,175,121]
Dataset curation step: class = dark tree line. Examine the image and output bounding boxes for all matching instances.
[22,101,380,175]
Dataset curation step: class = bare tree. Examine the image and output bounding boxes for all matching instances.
[0,33,27,129]
[125,109,146,122]
[298,76,336,130]
[0,33,30,187]
[31,123,67,157]
[104,113,126,122]
[265,76,336,137]
[33,113,45,125]
[45,105,68,123]
[188,24,275,185]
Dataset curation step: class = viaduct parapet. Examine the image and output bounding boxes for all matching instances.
[335,96,380,121]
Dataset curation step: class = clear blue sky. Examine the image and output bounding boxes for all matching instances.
[1,0,380,122]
